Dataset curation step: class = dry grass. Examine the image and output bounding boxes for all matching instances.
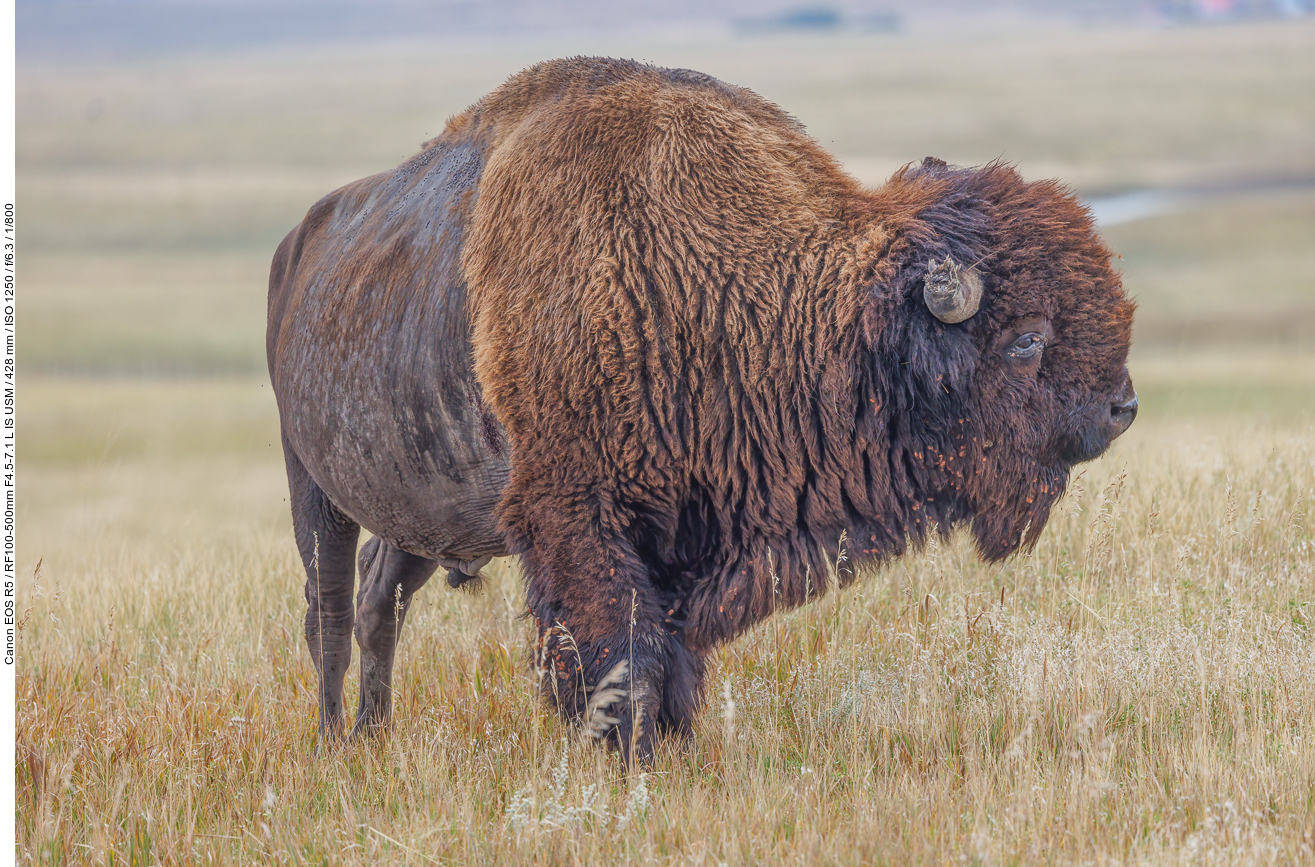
[15,385,1315,863]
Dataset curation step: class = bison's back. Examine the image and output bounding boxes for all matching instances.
[267,131,508,562]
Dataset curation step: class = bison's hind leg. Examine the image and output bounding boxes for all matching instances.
[352,537,439,736]
[284,436,361,747]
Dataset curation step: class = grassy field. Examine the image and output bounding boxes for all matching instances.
[16,14,1315,865]
[14,380,1315,864]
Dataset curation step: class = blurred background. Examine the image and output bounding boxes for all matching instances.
[15,0,1315,569]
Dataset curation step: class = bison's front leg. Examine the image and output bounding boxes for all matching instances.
[518,499,704,766]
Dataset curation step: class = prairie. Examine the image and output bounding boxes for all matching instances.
[15,14,1315,865]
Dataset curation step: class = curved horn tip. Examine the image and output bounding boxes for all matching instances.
[923,255,983,324]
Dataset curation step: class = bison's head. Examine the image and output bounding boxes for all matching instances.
[870,159,1136,561]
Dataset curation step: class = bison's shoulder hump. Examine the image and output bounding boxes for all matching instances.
[449,57,808,153]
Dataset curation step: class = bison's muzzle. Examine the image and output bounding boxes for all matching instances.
[1056,373,1138,465]
[1110,380,1139,434]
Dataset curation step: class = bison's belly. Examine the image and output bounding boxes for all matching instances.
[278,353,511,564]
[318,447,508,564]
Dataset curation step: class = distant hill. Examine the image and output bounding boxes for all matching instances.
[16,0,1162,61]
[20,0,1310,61]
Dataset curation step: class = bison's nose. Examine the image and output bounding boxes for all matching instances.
[1109,381,1137,436]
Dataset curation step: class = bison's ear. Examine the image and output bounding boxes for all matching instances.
[900,156,953,181]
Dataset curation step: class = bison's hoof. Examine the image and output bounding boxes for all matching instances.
[349,718,390,740]
[313,727,348,757]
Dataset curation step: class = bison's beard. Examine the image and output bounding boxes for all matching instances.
[968,459,1069,562]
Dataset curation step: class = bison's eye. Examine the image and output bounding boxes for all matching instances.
[1008,332,1046,360]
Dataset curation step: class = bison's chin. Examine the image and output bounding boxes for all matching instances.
[1052,422,1122,465]
[968,469,1067,562]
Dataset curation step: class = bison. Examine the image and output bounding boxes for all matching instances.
[267,57,1137,763]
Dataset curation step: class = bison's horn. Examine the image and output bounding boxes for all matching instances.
[922,255,983,324]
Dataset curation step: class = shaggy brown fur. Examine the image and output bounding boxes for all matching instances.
[270,57,1135,763]
[447,58,1134,760]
